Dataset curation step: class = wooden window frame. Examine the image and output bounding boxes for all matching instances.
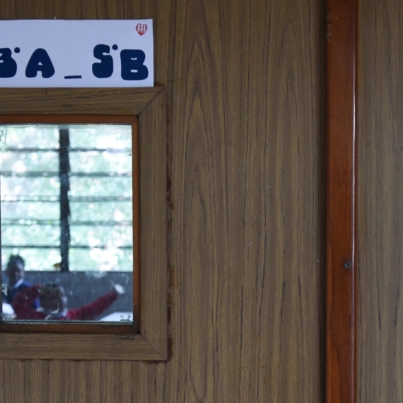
[0,87,167,360]
[0,113,141,334]
[326,0,358,402]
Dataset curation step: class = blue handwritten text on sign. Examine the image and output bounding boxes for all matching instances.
[0,20,154,88]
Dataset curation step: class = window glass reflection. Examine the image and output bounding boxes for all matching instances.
[0,124,134,323]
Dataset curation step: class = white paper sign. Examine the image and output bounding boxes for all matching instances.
[0,20,154,87]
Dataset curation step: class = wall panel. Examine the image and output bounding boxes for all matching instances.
[0,0,325,401]
[359,0,403,401]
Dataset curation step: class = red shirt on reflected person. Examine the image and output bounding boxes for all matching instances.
[12,284,117,321]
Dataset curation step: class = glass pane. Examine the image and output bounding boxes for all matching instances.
[0,151,58,172]
[2,225,59,246]
[1,201,59,220]
[1,126,59,149]
[69,248,133,272]
[70,225,132,248]
[2,247,61,271]
[1,123,135,324]
[70,201,132,222]
[69,177,132,197]
[1,177,60,197]
[70,151,132,174]
[69,125,131,149]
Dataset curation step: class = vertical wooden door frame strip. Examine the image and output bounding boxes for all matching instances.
[326,1,358,402]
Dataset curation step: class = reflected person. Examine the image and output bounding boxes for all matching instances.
[2,255,39,308]
[12,283,124,320]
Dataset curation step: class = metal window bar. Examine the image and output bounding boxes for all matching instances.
[59,128,70,272]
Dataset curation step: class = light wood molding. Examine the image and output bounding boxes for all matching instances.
[0,87,162,115]
[0,87,168,360]
[0,334,162,361]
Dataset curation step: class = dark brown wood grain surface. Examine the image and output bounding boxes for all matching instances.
[0,0,326,401]
[358,0,403,401]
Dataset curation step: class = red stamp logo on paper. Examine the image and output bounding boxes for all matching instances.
[136,24,147,36]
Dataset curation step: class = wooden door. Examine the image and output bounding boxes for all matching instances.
[0,0,326,402]
[359,0,403,401]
